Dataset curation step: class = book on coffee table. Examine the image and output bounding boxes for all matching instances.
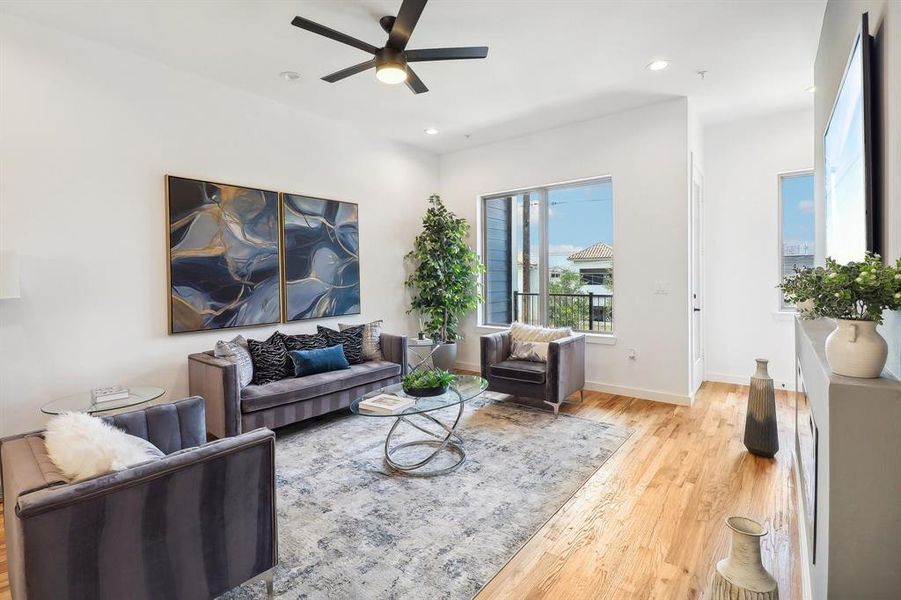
[91,385,130,403]
[358,393,415,415]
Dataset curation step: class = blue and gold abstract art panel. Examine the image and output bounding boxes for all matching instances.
[167,176,281,333]
[282,193,360,321]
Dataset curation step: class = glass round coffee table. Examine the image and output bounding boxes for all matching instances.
[41,386,166,415]
[351,375,488,476]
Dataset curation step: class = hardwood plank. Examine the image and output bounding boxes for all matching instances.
[0,382,799,600]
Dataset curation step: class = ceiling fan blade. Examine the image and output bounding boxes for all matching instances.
[405,47,489,62]
[387,0,428,50]
[405,67,429,94]
[322,59,376,83]
[291,16,379,54]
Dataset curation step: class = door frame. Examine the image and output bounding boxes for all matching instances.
[690,155,705,395]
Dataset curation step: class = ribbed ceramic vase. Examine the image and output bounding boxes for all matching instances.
[710,517,778,600]
[744,359,778,458]
[825,319,888,378]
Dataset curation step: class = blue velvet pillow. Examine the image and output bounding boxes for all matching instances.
[288,344,350,377]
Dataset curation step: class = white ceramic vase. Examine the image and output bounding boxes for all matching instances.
[710,517,778,600]
[825,319,888,378]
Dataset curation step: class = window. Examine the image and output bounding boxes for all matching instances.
[780,171,815,310]
[481,177,614,332]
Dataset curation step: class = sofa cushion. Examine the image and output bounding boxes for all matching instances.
[280,330,329,352]
[241,360,401,413]
[339,320,383,361]
[288,344,350,377]
[489,359,547,384]
[214,335,253,388]
[247,336,288,385]
[318,325,365,364]
[509,322,572,342]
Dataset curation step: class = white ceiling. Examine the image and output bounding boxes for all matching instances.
[1,0,825,154]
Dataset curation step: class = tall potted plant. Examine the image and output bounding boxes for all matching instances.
[781,253,901,378]
[405,195,483,370]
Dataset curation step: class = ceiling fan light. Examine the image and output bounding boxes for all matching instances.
[376,63,408,84]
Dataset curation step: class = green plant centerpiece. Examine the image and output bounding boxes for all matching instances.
[780,253,901,323]
[780,253,901,378]
[402,368,456,397]
[405,194,483,344]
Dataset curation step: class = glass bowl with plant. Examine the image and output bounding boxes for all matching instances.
[402,368,456,397]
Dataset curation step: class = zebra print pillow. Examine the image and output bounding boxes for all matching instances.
[339,320,383,361]
[280,330,329,352]
[247,336,288,385]
[317,325,364,365]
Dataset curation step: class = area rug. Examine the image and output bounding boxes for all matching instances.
[224,397,631,599]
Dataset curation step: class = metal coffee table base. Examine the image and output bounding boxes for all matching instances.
[384,402,466,476]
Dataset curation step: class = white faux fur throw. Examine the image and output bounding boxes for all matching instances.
[44,412,164,481]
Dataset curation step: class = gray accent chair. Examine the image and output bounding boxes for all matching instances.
[0,397,277,600]
[189,333,408,438]
[480,330,586,415]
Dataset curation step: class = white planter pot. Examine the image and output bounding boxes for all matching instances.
[431,342,458,371]
[825,319,888,378]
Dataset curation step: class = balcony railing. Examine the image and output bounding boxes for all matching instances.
[512,291,613,332]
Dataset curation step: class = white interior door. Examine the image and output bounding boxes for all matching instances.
[690,162,704,393]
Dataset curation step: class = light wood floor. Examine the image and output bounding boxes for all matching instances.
[0,381,799,600]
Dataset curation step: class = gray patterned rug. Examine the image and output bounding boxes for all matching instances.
[225,396,631,600]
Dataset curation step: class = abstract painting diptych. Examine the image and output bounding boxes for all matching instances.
[166,176,360,334]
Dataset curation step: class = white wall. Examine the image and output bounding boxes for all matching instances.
[704,108,814,388]
[815,0,901,379]
[0,15,439,437]
[439,99,692,404]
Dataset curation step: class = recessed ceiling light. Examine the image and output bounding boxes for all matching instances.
[805,85,816,93]
[280,71,301,81]
[647,59,669,72]
[424,127,439,135]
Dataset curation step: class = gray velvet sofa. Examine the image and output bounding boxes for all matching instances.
[0,397,277,600]
[189,333,408,438]
[480,330,586,415]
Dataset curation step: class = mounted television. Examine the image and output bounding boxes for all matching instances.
[824,12,877,263]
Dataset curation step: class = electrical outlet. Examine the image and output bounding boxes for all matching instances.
[627,348,637,360]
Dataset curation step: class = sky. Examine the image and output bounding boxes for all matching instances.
[512,180,614,263]
[548,181,614,253]
[782,173,815,252]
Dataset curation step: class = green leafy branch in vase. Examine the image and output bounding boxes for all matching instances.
[780,252,901,324]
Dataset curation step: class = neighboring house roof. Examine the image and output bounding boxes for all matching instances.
[567,242,613,261]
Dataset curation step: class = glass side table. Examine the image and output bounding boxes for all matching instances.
[407,337,441,372]
[41,386,166,415]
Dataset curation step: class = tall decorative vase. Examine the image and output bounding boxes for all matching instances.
[744,359,778,458]
[710,517,778,600]
[825,319,888,378]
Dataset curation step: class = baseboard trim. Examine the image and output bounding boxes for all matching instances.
[455,362,692,406]
[705,371,793,392]
[584,381,692,406]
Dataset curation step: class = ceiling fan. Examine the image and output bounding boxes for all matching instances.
[290,0,488,94]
